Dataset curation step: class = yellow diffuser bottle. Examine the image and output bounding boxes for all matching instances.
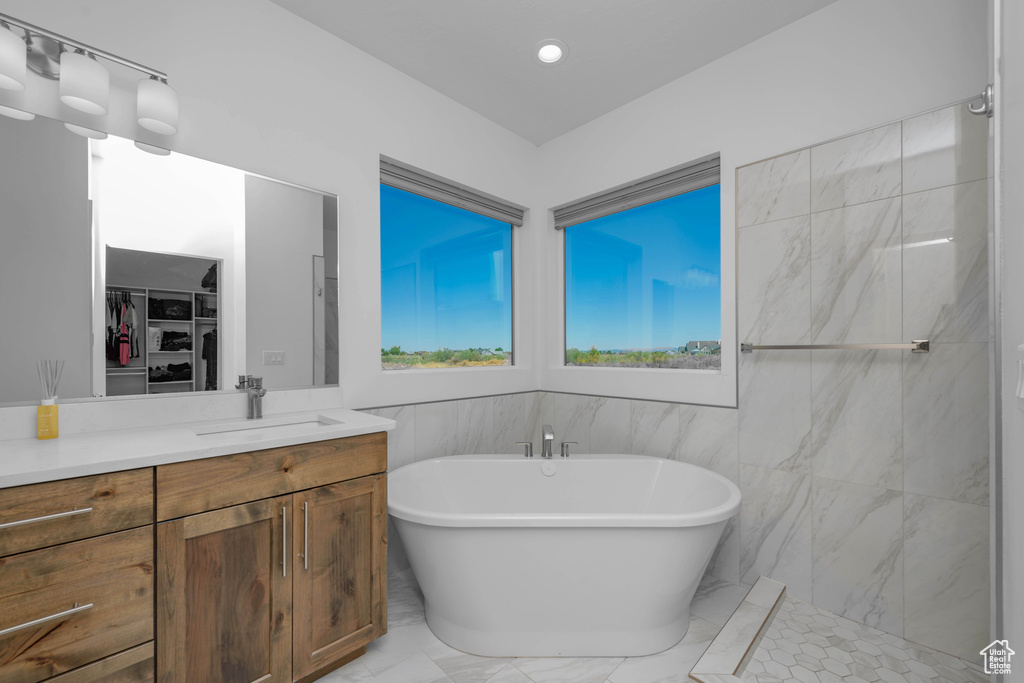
[37,398,58,440]
[37,360,64,440]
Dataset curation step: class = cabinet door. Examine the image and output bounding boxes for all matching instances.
[291,475,386,679]
[156,497,292,683]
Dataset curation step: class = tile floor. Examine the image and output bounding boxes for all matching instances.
[319,571,984,683]
[741,597,989,683]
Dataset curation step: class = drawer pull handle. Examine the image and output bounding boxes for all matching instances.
[0,507,93,530]
[281,504,287,578]
[301,501,309,570]
[0,602,94,637]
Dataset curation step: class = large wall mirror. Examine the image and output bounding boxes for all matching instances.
[0,113,339,406]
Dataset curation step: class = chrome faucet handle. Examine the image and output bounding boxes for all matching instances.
[515,442,534,458]
[236,374,248,390]
[560,441,578,458]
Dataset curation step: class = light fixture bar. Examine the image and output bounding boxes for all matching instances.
[0,12,166,81]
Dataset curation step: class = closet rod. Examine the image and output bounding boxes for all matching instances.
[740,340,929,353]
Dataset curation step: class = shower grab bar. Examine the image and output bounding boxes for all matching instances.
[741,340,929,353]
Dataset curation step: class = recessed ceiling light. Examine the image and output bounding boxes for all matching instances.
[535,39,567,65]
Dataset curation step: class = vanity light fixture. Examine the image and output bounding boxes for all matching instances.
[0,103,32,120]
[0,21,26,90]
[0,12,178,142]
[535,39,568,65]
[65,122,107,139]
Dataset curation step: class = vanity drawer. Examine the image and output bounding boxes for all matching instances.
[156,432,387,520]
[0,469,153,557]
[0,527,154,683]
[47,642,153,683]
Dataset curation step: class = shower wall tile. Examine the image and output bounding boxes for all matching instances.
[737,216,811,344]
[810,197,903,343]
[902,103,989,195]
[677,405,739,481]
[904,493,989,663]
[492,392,528,453]
[738,464,812,601]
[810,349,902,490]
[736,149,811,228]
[738,350,811,474]
[902,179,989,344]
[810,122,902,212]
[903,342,989,506]
[630,400,680,458]
[413,400,460,461]
[811,478,903,634]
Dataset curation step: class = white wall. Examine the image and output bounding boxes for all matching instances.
[536,0,987,405]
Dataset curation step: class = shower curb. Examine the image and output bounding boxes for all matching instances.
[689,576,787,683]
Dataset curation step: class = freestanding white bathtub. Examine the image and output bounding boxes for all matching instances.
[388,453,741,657]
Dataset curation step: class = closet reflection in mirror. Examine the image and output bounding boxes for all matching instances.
[0,113,339,405]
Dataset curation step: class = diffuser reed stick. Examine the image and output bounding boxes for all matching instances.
[37,360,64,401]
[36,360,63,439]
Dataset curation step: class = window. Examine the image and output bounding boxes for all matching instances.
[558,156,721,370]
[379,161,520,370]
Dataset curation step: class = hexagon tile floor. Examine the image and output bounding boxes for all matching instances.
[739,596,989,683]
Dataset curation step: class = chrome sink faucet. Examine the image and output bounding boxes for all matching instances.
[541,424,555,458]
[236,375,267,420]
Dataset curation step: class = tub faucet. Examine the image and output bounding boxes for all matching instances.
[239,375,267,420]
[541,424,555,458]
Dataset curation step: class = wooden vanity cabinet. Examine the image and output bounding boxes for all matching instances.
[0,471,155,683]
[155,433,388,683]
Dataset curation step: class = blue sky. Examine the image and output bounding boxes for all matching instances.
[380,183,720,353]
[565,185,721,351]
[381,185,512,352]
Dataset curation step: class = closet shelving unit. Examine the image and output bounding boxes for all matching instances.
[105,285,218,396]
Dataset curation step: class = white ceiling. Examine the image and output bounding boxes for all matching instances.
[270,0,840,146]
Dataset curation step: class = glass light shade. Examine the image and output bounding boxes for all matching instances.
[134,140,170,156]
[0,25,26,91]
[59,51,109,115]
[65,122,107,139]
[137,77,178,135]
[537,44,562,63]
[0,103,33,120]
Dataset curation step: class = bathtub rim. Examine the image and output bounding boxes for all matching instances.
[387,452,741,528]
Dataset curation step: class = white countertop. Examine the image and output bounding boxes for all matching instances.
[0,408,395,489]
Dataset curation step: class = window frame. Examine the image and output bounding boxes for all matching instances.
[378,159,521,373]
[546,156,737,408]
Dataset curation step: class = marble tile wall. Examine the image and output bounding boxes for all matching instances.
[734,101,990,662]
[362,101,989,666]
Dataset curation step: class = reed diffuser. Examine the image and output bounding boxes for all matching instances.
[37,360,64,440]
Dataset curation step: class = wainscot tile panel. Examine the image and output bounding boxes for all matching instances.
[552,392,598,454]
[810,349,902,491]
[809,197,902,344]
[629,400,680,458]
[738,464,812,600]
[491,393,528,454]
[456,396,494,455]
[810,122,902,212]
[589,397,632,454]
[902,342,989,506]
[413,400,460,461]
[903,179,989,344]
[736,149,811,228]
[902,102,989,195]
[811,477,904,635]
[903,492,989,663]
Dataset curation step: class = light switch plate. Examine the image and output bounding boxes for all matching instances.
[263,350,285,365]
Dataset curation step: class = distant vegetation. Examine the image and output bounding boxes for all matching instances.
[381,346,511,369]
[565,346,721,370]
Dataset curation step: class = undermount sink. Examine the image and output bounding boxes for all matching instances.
[192,414,344,438]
